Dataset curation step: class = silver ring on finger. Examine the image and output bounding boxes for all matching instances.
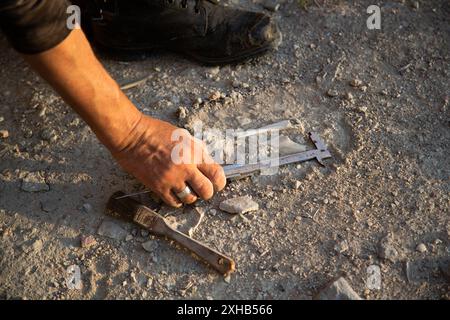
[176,185,193,200]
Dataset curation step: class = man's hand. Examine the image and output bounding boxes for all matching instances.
[23,28,226,207]
[112,115,226,207]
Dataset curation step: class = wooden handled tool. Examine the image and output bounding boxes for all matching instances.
[105,191,235,276]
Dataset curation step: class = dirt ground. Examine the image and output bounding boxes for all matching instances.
[0,0,449,300]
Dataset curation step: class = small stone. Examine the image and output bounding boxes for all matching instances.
[326,89,339,97]
[412,1,419,9]
[32,239,43,253]
[209,91,221,101]
[434,239,442,245]
[0,130,9,139]
[140,229,150,237]
[40,199,59,212]
[125,234,133,242]
[130,272,137,283]
[349,79,363,87]
[345,92,354,101]
[416,243,427,253]
[0,116,4,123]
[224,275,231,284]
[97,221,127,241]
[21,172,50,192]
[80,235,96,248]
[206,66,220,77]
[142,240,158,253]
[378,235,399,263]
[294,180,302,189]
[314,277,362,300]
[334,240,349,254]
[40,128,57,142]
[81,203,92,213]
[177,106,187,120]
[219,196,259,214]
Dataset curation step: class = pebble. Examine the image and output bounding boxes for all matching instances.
[0,130,9,139]
[206,66,220,77]
[32,239,43,253]
[326,89,339,97]
[97,220,127,241]
[40,128,57,142]
[209,91,222,101]
[219,196,259,214]
[81,203,92,213]
[21,172,50,192]
[140,229,150,237]
[125,234,133,242]
[294,180,302,190]
[334,240,349,254]
[0,116,4,123]
[177,106,187,120]
[378,235,399,263]
[314,277,362,300]
[345,92,354,102]
[142,240,158,253]
[80,235,96,248]
[416,243,427,253]
[349,79,363,87]
[40,199,59,212]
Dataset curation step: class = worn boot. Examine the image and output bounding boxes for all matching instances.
[78,0,282,64]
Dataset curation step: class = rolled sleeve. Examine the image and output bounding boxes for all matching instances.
[0,0,72,54]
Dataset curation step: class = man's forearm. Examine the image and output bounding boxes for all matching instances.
[23,28,142,152]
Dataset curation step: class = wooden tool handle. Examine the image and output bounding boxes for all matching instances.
[163,224,235,276]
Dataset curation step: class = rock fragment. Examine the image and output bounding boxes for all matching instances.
[21,172,50,192]
[326,89,339,97]
[142,240,158,253]
[80,235,96,248]
[32,239,43,253]
[314,277,362,300]
[177,106,187,120]
[0,130,9,139]
[334,240,349,254]
[81,203,92,213]
[378,235,399,263]
[97,221,127,241]
[416,243,427,253]
[219,196,259,214]
[349,79,363,87]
